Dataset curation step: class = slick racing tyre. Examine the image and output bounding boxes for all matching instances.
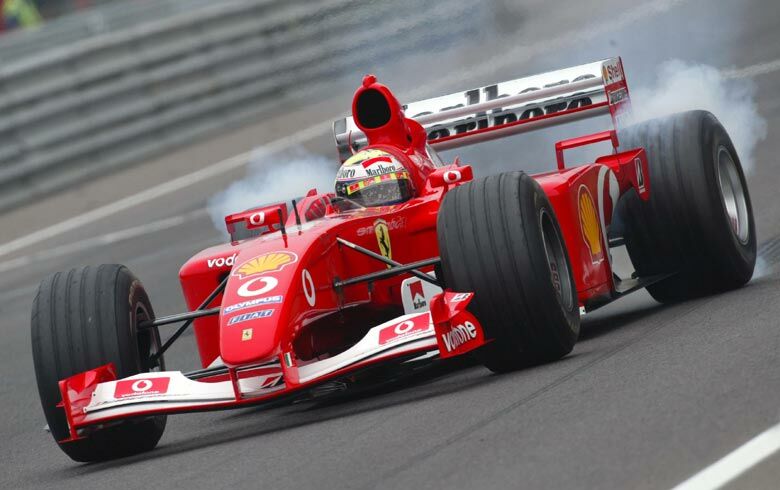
[31,265,166,462]
[437,171,580,372]
[616,110,756,303]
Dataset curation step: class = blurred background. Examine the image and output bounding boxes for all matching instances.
[1,0,775,382]
[2,2,780,488]
[0,0,492,212]
[0,0,767,216]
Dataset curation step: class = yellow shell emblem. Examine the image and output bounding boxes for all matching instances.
[578,186,603,263]
[233,251,297,279]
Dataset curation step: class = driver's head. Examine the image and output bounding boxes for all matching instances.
[334,149,414,207]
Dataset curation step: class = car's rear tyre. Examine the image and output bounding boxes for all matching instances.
[616,110,756,302]
[31,265,166,462]
[437,171,580,372]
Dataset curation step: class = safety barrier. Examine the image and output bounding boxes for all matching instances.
[0,0,213,63]
[0,0,480,211]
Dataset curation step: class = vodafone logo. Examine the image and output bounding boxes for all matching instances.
[441,321,477,353]
[302,269,316,306]
[249,212,265,226]
[207,253,237,268]
[114,377,170,398]
[132,379,153,392]
[443,170,462,184]
[237,276,278,297]
[378,316,431,344]
[394,320,415,334]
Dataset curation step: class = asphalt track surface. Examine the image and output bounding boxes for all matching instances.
[2,0,780,488]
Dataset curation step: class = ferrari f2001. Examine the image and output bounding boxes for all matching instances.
[31,57,756,462]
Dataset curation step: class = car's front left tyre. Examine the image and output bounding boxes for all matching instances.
[437,171,580,372]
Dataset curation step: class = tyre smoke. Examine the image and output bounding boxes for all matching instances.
[753,255,771,279]
[444,59,769,177]
[206,61,768,238]
[207,148,336,238]
[628,59,767,173]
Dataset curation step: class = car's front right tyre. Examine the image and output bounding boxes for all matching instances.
[31,264,166,462]
[616,110,756,302]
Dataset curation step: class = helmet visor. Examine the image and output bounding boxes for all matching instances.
[336,171,412,207]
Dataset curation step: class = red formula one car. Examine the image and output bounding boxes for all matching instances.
[31,57,756,462]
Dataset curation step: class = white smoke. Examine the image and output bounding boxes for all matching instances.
[207,148,337,237]
[445,60,768,177]
[207,63,769,236]
[629,59,767,173]
[753,254,772,279]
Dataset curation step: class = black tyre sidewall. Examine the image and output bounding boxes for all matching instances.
[618,111,756,301]
[700,120,756,282]
[524,178,580,353]
[438,172,579,372]
[31,265,166,462]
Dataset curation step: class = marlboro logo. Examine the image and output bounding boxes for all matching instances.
[408,280,426,310]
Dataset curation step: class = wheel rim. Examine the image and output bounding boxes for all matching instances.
[716,146,750,244]
[540,208,574,311]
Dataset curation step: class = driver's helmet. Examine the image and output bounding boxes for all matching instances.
[334,149,414,207]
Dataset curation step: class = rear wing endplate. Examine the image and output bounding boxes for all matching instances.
[334,57,631,162]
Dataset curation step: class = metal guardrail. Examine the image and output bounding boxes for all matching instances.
[0,0,214,63]
[0,0,481,212]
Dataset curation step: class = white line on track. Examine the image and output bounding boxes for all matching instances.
[0,0,691,261]
[1,0,774,262]
[0,208,209,274]
[670,422,780,490]
[0,236,223,305]
[723,58,780,80]
[0,284,38,304]
[0,121,327,260]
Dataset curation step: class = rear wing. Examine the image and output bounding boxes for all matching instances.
[334,57,631,162]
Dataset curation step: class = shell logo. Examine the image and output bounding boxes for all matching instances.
[578,186,603,263]
[233,251,298,279]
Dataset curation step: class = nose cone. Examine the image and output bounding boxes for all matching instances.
[217,216,341,367]
[219,250,300,366]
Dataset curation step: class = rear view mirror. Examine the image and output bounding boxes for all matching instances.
[426,165,474,190]
[225,204,288,242]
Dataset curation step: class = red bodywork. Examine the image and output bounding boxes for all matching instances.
[182,71,647,371]
[56,58,650,441]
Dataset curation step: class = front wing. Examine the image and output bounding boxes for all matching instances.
[57,292,484,442]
